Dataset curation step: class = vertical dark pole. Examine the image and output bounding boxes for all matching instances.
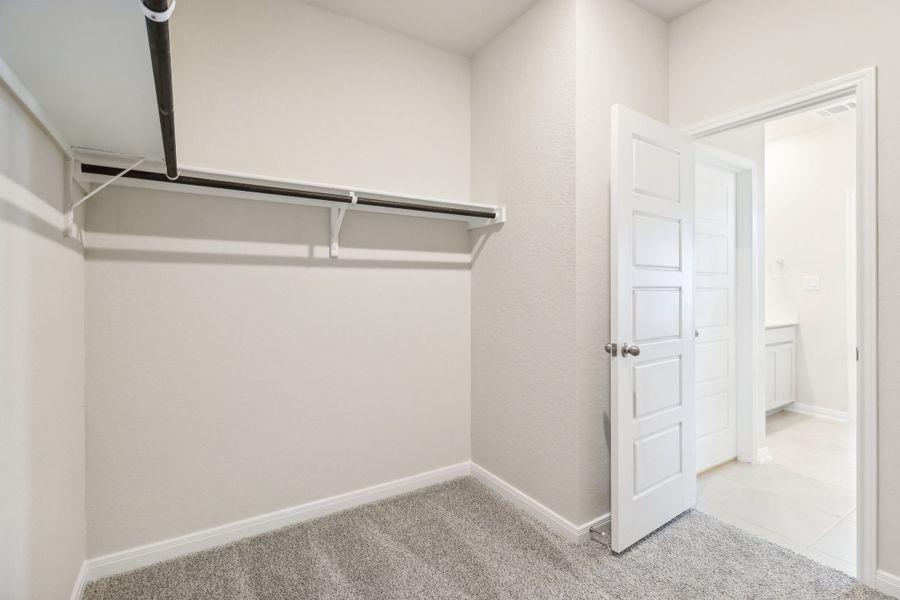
[143,0,178,179]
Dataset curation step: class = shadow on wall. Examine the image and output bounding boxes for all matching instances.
[468,219,505,267]
[0,195,82,255]
[0,95,67,215]
[84,186,485,269]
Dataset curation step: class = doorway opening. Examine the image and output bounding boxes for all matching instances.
[694,99,860,577]
[608,67,876,586]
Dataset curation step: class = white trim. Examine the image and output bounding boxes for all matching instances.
[846,188,858,425]
[755,445,773,465]
[784,402,849,422]
[685,67,878,589]
[84,461,608,583]
[85,462,470,581]
[684,69,871,139]
[69,561,88,600]
[875,570,900,598]
[855,67,879,590]
[0,55,71,158]
[470,462,608,544]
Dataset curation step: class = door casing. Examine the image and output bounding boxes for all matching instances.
[683,67,878,589]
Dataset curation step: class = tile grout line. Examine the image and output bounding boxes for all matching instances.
[703,472,855,524]
[696,502,809,552]
[800,505,857,561]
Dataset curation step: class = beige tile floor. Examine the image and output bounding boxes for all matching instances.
[697,410,856,577]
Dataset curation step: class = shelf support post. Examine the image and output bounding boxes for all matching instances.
[330,191,357,258]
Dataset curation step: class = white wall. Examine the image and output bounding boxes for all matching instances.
[0,86,85,599]
[85,0,473,557]
[172,0,471,201]
[765,117,855,413]
[470,0,579,521]
[470,0,667,525]
[669,0,900,575]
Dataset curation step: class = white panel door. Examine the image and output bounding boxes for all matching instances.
[610,105,696,553]
[694,163,737,472]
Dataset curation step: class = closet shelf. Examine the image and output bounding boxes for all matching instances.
[69,150,506,258]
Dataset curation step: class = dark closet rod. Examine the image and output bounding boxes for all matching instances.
[133,1,498,221]
[79,163,499,219]
[142,0,178,179]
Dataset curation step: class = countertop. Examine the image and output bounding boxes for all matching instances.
[765,320,798,329]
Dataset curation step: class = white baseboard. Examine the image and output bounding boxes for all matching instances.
[876,569,900,598]
[85,461,470,581]
[70,560,88,600]
[470,462,609,544]
[785,402,849,422]
[85,460,609,583]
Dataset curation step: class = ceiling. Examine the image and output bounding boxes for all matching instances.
[0,0,162,159]
[0,0,708,163]
[765,103,856,142]
[0,0,543,161]
[302,0,541,55]
[628,0,711,21]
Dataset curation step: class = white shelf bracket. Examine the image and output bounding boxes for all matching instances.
[468,205,507,230]
[64,156,144,238]
[329,191,357,258]
[63,155,80,240]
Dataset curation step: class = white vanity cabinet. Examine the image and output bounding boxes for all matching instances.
[765,324,796,412]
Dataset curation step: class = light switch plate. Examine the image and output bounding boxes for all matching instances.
[802,275,821,291]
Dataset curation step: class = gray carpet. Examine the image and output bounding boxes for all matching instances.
[83,477,890,600]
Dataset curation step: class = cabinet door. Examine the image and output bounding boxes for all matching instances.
[774,344,794,406]
[765,347,777,410]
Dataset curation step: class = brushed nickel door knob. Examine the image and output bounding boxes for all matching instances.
[622,343,641,357]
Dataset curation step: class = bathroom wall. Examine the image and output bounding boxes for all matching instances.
[765,115,855,414]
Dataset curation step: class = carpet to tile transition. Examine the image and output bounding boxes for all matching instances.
[83,477,890,600]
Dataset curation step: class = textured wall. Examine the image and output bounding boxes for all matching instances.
[85,189,472,557]
[172,0,471,201]
[0,86,86,599]
[669,0,900,575]
[470,0,668,526]
[470,0,579,520]
[85,0,473,557]
[573,0,668,525]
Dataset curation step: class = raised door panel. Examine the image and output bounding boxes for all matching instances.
[694,162,737,473]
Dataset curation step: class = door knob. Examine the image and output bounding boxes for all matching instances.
[604,342,618,357]
[622,343,641,357]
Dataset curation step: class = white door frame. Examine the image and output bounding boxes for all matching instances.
[684,67,878,588]
[846,188,858,426]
